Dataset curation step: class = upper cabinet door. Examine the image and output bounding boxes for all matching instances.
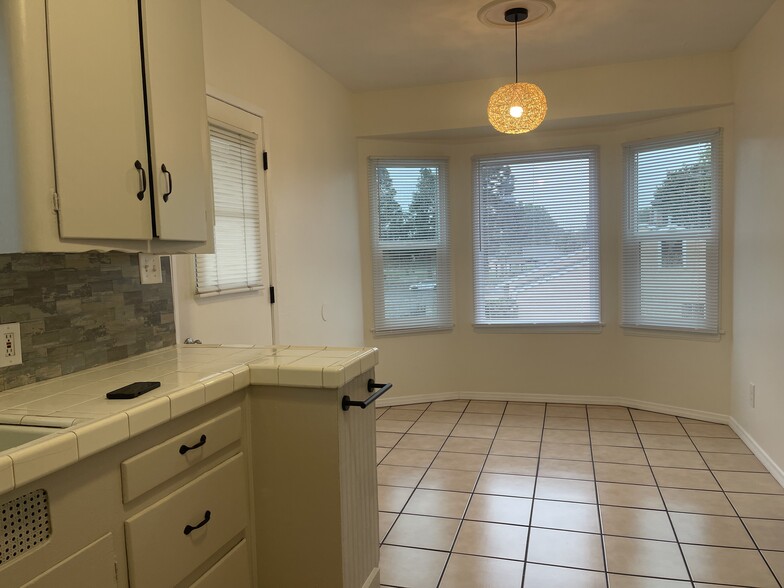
[142,0,211,242]
[47,0,153,241]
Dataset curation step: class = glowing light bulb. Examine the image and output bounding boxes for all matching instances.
[509,105,524,118]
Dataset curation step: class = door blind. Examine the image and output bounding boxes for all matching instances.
[195,125,263,296]
[622,129,722,333]
[473,148,600,326]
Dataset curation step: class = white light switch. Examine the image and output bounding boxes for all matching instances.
[138,253,163,284]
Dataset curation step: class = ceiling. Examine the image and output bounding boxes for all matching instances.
[226,0,774,92]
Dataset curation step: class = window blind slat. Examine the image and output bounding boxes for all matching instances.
[369,159,452,333]
[473,148,600,326]
[622,129,722,333]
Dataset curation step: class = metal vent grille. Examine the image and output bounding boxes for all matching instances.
[1,489,51,565]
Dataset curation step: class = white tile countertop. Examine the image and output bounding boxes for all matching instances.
[0,344,378,496]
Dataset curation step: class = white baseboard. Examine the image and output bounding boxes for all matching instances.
[729,418,784,488]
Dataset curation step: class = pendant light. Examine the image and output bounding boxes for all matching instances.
[487,7,547,134]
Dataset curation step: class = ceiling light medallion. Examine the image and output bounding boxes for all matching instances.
[487,7,547,134]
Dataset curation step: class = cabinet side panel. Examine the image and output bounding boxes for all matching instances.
[47,0,152,241]
[21,533,117,588]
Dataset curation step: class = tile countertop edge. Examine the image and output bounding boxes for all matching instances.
[0,344,379,496]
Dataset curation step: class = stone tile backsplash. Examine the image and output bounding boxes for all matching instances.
[0,253,176,392]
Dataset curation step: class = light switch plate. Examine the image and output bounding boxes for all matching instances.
[0,322,22,367]
[138,253,162,285]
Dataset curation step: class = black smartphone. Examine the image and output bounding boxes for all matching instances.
[106,381,161,400]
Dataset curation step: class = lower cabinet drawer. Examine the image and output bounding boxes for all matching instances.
[125,453,248,588]
[22,533,116,588]
[190,539,251,588]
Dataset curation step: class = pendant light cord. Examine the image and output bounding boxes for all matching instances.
[514,17,519,84]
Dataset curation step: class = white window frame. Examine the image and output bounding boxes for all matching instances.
[621,129,722,334]
[368,158,452,335]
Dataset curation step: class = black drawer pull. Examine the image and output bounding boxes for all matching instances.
[179,434,207,455]
[161,163,173,202]
[183,510,211,535]
[342,379,393,411]
[134,160,147,201]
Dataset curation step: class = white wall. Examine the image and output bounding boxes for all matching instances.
[731,0,784,474]
[173,0,364,347]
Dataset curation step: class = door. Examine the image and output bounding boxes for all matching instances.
[47,0,152,240]
[141,0,211,242]
[171,98,274,346]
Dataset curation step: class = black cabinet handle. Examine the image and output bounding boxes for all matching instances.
[134,160,147,201]
[161,163,173,202]
[183,510,211,535]
[179,434,207,455]
[342,379,393,411]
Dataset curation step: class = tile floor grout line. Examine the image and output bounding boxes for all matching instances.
[587,403,612,588]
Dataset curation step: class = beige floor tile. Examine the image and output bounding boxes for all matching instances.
[525,564,606,588]
[744,518,784,551]
[601,505,675,541]
[538,458,595,481]
[682,422,738,438]
[397,402,431,411]
[458,412,502,426]
[691,437,751,454]
[379,512,397,542]
[670,512,755,548]
[547,405,587,418]
[379,408,423,422]
[639,434,697,451]
[441,436,492,454]
[475,472,536,497]
[701,452,768,472]
[505,402,546,416]
[407,421,455,436]
[591,431,642,447]
[381,448,437,468]
[713,471,784,494]
[543,429,591,445]
[501,414,545,428]
[587,406,631,420]
[595,462,655,485]
[451,424,498,439]
[403,489,471,519]
[377,447,391,464]
[661,488,736,516]
[609,575,690,587]
[590,418,636,433]
[452,520,528,560]
[385,514,460,551]
[544,416,589,430]
[531,499,601,532]
[540,442,592,461]
[605,536,689,580]
[527,527,604,571]
[395,434,446,451]
[681,544,779,587]
[465,494,532,525]
[630,409,679,423]
[419,468,480,492]
[495,426,542,442]
[763,550,784,585]
[466,400,506,414]
[378,485,414,512]
[427,400,469,413]
[645,449,707,469]
[597,482,665,509]
[379,545,448,588]
[418,411,461,424]
[652,467,721,490]
[377,464,427,487]
[439,554,524,588]
[727,492,784,519]
[534,477,597,503]
[377,420,413,433]
[376,407,388,418]
[376,431,403,448]
[483,455,538,476]
[489,439,540,457]
[593,445,648,465]
[635,421,687,436]
[431,451,486,472]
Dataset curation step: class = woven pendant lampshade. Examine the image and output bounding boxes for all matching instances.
[487,7,547,134]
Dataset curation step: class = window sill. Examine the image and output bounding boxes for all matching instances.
[472,323,604,334]
[621,325,724,341]
[371,324,454,337]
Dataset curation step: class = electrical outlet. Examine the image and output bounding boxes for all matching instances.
[0,322,22,367]
[138,253,162,284]
[749,383,756,408]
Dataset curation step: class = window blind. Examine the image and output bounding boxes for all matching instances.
[195,124,263,296]
[622,129,721,333]
[473,148,600,326]
[369,158,452,334]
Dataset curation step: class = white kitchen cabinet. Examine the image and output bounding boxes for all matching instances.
[0,0,213,253]
[22,533,117,588]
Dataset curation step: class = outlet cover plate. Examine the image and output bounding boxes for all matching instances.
[138,253,163,285]
[0,322,22,367]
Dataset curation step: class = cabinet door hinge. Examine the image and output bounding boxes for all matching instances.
[52,191,60,212]
[269,285,275,304]
[262,151,269,171]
